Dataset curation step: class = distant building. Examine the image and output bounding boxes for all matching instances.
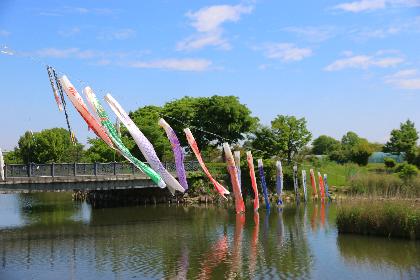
[368,152,404,163]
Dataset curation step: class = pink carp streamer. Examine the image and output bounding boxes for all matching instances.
[59,76,114,148]
[310,169,318,198]
[318,171,325,199]
[223,143,245,213]
[105,94,183,195]
[246,151,260,212]
[158,118,188,190]
[184,128,229,199]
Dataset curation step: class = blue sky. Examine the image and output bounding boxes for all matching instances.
[0,0,419,150]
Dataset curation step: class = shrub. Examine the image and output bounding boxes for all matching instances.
[396,162,418,182]
[383,157,396,169]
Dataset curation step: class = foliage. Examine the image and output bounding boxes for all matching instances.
[348,139,373,166]
[13,128,84,163]
[163,95,258,150]
[311,135,340,155]
[327,132,373,166]
[336,202,420,239]
[395,162,418,182]
[383,157,396,169]
[384,119,419,163]
[82,138,121,163]
[3,150,22,164]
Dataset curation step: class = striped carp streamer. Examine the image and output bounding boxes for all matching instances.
[184,128,230,199]
[276,161,283,205]
[309,169,318,198]
[59,76,114,148]
[246,151,259,212]
[318,172,325,199]
[293,165,300,201]
[0,148,4,181]
[158,118,188,190]
[257,159,270,209]
[223,143,245,213]
[84,89,165,188]
[46,66,63,111]
[324,174,331,200]
[234,151,242,192]
[102,93,178,192]
[302,170,308,202]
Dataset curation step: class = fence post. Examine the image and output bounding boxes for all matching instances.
[94,162,97,176]
[4,164,7,179]
[74,162,77,176]
[27,163,32,177]
[51,162,55,177]
[113,162,117,176]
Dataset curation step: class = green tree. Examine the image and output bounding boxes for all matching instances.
[82,138,121,163]
[384,120,419,163]
[163,95,258,150]
[384,157,396,169]
[311,135,340,155]
[349,139,373,166]
[14,128,84,163]
[396,162,418,182]
[249,126,284,159]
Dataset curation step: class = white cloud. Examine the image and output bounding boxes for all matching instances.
[324,53,404,71]
[333,0,420,12]
[97,28,136,40]
[282,26,336,42]
[261,43,312,62]
[39,7,117,17]
[177,4,253,51]
[58,27,80,37]
[385,69,420,89]
[0,30,10,36]
[127,58,212,71]
[35,48,97,59]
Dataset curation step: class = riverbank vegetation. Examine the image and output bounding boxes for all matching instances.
[336,202,420,240]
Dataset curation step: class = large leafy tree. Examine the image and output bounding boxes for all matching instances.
[312,135,340,155]
[328,131,373,165]
[383,119,419,163]
[250,115,312,162]
[163,95,258,150]
[14,128,84,163]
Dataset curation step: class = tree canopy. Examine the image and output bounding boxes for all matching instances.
[384,119,419,163]
[312,135,340,155]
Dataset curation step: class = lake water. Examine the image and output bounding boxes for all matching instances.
[0,193,419,280]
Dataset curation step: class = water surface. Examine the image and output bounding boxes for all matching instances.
[0,193,419,279]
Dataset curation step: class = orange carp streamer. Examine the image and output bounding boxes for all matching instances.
[246,151,260,212]
[318,171,325,199]
[184,128,229,198]
[223,143,245,213]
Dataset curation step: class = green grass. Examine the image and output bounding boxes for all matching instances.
[336,202,420,239]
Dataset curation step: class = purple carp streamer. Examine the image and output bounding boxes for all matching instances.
[323,174,331,200]
[234,151,242,192]
[276,161,283,205]
[105,94,184,195]
[158,118,188,190]
[302,170,308,202]
[258,159,270,209]
[0,148,4,181]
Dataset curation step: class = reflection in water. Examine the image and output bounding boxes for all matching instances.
[0,194,418,280]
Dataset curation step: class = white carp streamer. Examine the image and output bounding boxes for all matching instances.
[0,148,4,181]
[234,151,242,192]
[105,93,184,195]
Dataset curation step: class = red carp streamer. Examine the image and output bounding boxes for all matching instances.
[184,128,229,199]
[247,151,260,212]
[223,143,245,213]
[309,169,318,199]
[318,171,325,199]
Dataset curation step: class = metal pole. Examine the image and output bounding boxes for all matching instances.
[74,162,77,177]
[51,162,55,177]
[94,162,97,176]
[113,162,117,176]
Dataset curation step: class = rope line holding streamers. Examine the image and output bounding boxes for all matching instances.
[1,44,348,180]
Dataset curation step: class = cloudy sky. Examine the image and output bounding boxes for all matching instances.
[0,0,419,150]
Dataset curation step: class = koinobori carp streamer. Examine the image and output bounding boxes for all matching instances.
[276,161,283,205]
[158,118,188,190]
[84,88,165,188]
[234,151,242,192]
[246,151,259,212]
[302,170,308,202]
[59,75,114,148]
[324,174,331,200]
[184,128,230,198]
[257,159,270,209]
[293,165,300,201]
[105,94,181,194]
[318,172,325,199]
[224,143,245,213]
[104,93,182,194]
[0,148,4,181]
[309,169,318,198]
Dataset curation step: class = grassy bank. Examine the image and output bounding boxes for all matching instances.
[336,202,420,239]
